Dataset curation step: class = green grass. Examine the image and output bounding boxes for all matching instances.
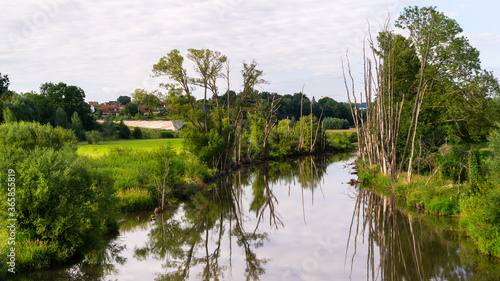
[326,128,357,134]
[77,138,183,156]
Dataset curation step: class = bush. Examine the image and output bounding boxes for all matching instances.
[460,185,500,257]
[0,146,117,271]
[0,121,76,150]
[436,145,467,183]
[117,188,154,211]
[323,117,350,130]
[86,130,101,144]
[132,127,142,139]
[118,121,131,139]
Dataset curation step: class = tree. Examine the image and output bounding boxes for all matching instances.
[24,91,55,125]
[118,120,130,139]
[131,89,162,115]
[121,102,139,116]
[187,48,227,133]
[101,117,116,138]
[54,107,69,128]
[5,94,40,122]
[2,107,16,123]
[0,73,14,101]
[152,49,204,132]
[70,111,85,140]
[40,82,94,131]
[132,127,142,139]
[117,95,131,105]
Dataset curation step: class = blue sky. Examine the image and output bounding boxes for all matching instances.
[1,0,498,103]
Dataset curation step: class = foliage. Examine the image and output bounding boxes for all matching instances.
[54,107,69,128]
[117,95,131,105]
[2,107,16,123]
[0,121,76,150]
[121,102,139,116]
[39,82,95,131]
[116,188,154,211]
[118,120,131,139]
[487,126,500,183]
[86,130,101,145]
[435,146,468,183]
[4,94,40,122]
[101,117,116,138]
[70,111,85,140]
[132,127,142,139]
[460,184,500,257]
[0,124,117,271]
[323,117,349,130]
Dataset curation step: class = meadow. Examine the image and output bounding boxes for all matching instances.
[77,138,183,156]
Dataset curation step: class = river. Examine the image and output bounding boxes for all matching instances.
[14,154,500,280]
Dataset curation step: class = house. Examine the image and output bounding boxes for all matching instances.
[102,104,124,116]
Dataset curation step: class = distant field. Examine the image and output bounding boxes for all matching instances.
[77,138,183,156]
[326,128,357,134]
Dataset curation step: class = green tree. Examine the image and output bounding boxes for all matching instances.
[121,102,139,116]
[2,107,16,123]
[153,49,204,132]
[101,117,116,138]
[4,94,40,122]
[24,91,56,125]
[132,127,142,139]
[70,111,85,140]
[118,120,131,139]
[117,95,131,105]
[54,107,69,128]
[87,130,101,144]
[187,48,227,133]
[40,82,94,131]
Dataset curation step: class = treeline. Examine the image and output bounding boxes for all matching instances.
[146,49,356,170]
[347,6,500,257]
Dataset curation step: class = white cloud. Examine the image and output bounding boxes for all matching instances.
[1,0,497,102]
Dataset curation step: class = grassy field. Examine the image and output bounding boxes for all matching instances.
[326,128,357,134]
[77,138,183,156]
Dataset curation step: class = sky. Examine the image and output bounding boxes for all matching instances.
[1,0,499,103]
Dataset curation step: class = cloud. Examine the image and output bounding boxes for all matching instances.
[3,0,493,103]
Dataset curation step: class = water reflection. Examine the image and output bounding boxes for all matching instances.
[13,154,500,281]
[346,187,500,281]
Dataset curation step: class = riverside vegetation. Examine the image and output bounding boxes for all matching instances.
[0,52,355,276]
[346,6,500,258]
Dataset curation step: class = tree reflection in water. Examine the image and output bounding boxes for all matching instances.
[346,186,500,281]
[132,156,332,281]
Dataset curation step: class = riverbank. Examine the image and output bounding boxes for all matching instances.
[355,160,500,259]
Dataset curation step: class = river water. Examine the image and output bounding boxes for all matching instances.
[14,154,500,280]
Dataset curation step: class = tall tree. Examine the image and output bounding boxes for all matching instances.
[117,95,131,105]
[40,82,94,131]
[54,107,69,128]
[153,49,204,132]
[187,49,227,133]
[70,111,85,140]
[396,6,498,180]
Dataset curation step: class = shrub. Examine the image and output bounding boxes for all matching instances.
[86,130,101,144]
[117,188,154,211]
[132,127,142,139]
[323,117,350,130]
[0,121,76,150]
[118,120,130,139]
[0,146,117,271]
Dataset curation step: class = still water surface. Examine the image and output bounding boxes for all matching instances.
[15,154,500,280]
